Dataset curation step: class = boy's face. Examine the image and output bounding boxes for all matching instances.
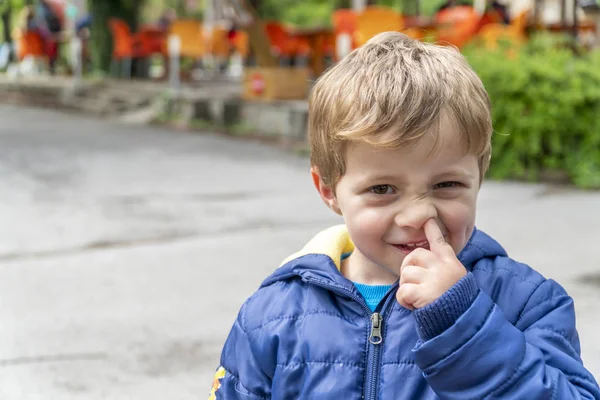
[315,122,480,283]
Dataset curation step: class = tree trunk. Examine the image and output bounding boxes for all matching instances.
[223,0,277,67]
[248,0,261,12]
[1,9,11,47]
[87,0,145,73]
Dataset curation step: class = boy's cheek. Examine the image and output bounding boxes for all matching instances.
[437,203,476,254]
[346,207,389,239]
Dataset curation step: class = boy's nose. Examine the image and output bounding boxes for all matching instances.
[394,199,437,230]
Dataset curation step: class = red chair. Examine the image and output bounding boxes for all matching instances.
[434,6,480,49]
[264,21,310,64]
[333,9,357,36]
[136,26,167,56]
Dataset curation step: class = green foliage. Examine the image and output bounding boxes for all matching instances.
[257,0,448,27]
[463,34,600,189]
[259,0,333,27]
[417,0,447,16]
[0,0,30,42]
[142,0,200,24]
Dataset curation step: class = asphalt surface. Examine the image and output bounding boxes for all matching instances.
[0,105,598,399]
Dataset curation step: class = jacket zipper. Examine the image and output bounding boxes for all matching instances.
[307,278,397,400]
[364,292,397,400]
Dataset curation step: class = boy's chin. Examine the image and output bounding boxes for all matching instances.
[376,261,403,280]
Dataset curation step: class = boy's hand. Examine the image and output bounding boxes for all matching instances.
[396,219,467,310]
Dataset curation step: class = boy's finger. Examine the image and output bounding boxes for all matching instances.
[424,219,452,257]
[396,283,417,310]
[401,247,437,270]
[399,265,426,285]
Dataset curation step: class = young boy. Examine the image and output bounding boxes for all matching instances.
[209,32,600,399]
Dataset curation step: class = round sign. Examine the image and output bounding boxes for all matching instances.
[250,72,266,95]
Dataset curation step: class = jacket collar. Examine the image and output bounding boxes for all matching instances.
[260,225,507,290]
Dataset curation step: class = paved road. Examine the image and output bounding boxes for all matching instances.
[0,105,598,399]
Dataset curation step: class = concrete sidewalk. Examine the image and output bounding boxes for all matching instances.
[0,105,598,399]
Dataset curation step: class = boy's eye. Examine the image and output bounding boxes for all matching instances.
[370,185,395,195]
[434,181,462,189]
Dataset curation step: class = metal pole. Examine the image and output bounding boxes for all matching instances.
[533,0,542,26]
[474,0,485,15]
[351,0,366,12]
[572,0,579,41]
[168,34,181,94]
[203,0,216,72]
[204,0,214,29]
[71,36,83,84]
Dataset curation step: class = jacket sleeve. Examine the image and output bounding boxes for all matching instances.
[208,305,271,400]
[413,273,600,399]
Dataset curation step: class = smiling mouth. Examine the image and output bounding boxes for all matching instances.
[392,240,430,254]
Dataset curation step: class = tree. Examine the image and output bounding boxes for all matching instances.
[87,0,147,73]
[1,1,12,46]
[0,0,27,56]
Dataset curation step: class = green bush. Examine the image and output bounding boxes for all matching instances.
[463,34,600,189]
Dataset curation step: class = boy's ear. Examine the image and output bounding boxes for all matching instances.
[311,167,342,215]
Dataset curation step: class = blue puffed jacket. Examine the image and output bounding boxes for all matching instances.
[209,225,600,399]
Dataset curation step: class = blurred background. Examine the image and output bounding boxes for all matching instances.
[0,0,599,398]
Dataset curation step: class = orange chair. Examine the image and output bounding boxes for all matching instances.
[434,6,480,48]
[209,26,232,59]
[168,19,206,59]
[108,18,140,78]
[511,9,531,35]
[354,6,403,47]
[16,30,46,62]
[230,30,250,59]
[475,9,505,33]
[401,16,436,40]
[477,9,530,50]
[332,9,357,60]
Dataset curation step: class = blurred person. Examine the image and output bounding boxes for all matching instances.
[18,6,42,33]
[16,6,49,55]
[37,0,64,73]
[38,0,63,34]
[208,32,600,399]
[75,13,92,36]
[75,13,92,72]
[157,8,177,33]
[12,6,50,75]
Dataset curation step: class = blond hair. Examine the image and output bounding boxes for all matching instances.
[309,32,492,188]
